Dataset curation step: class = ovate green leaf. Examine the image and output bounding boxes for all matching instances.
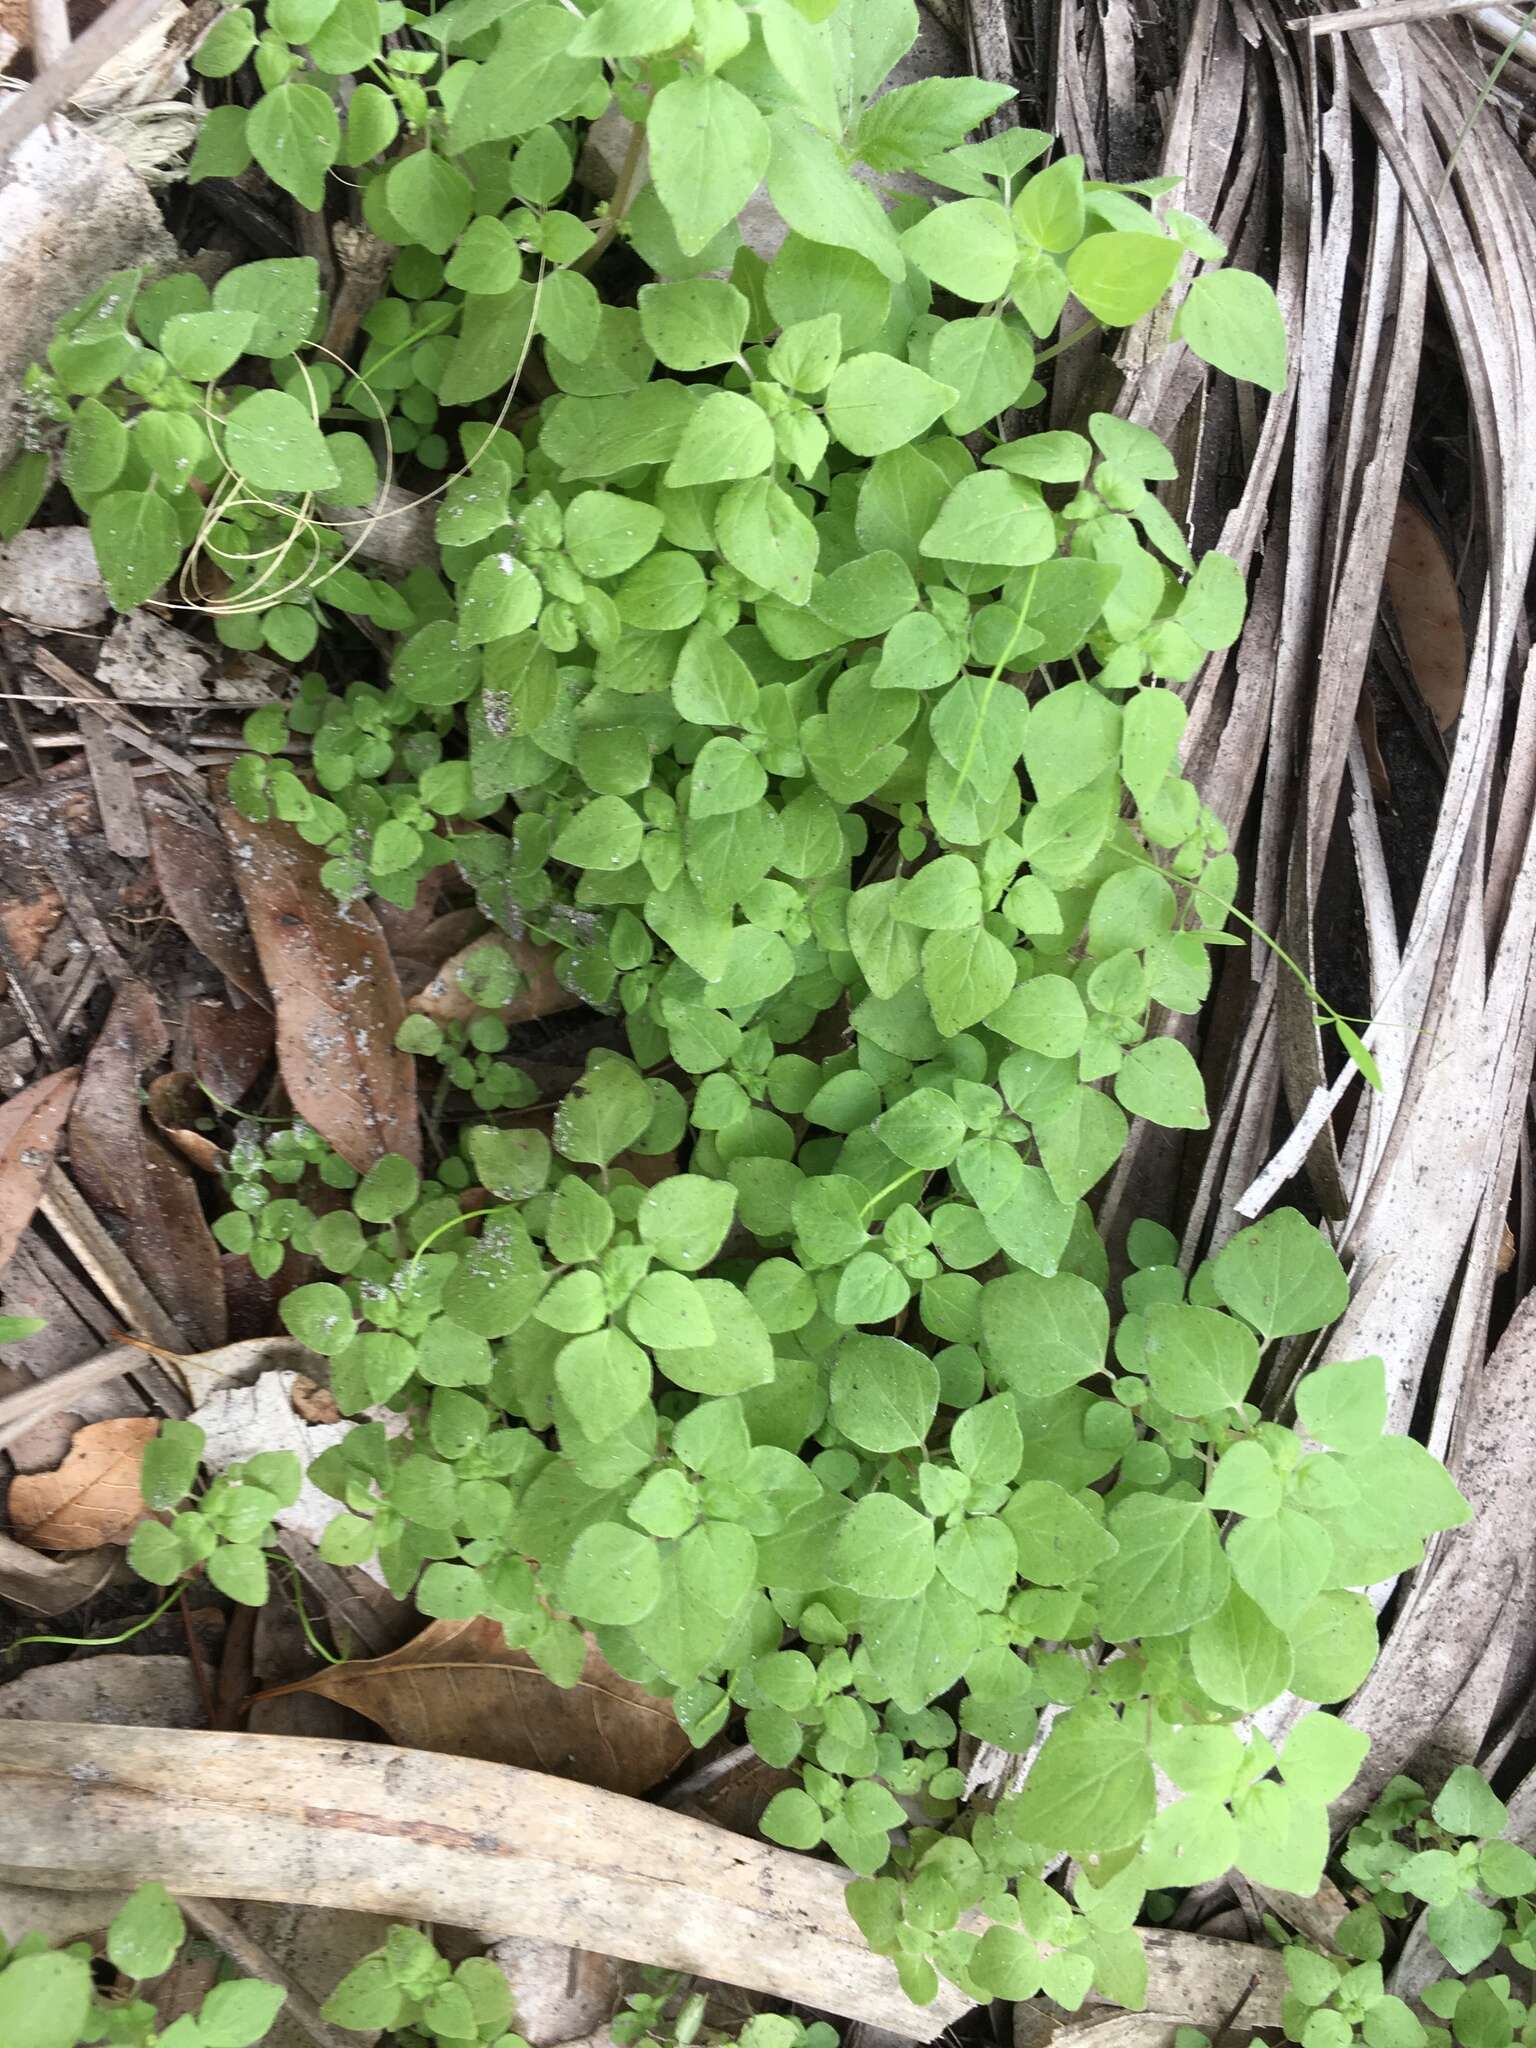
[651,74,769,256]
[1174,269,1288,393]
[247,82,339,210]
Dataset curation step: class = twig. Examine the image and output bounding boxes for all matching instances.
[2,1724,974,2040]
[37,1168,187,1362]
[79,710,149,860]
[658,1742,755,1808]
[321,223,392,360]
[179,1587,218,1727]
[0,637,46,784]
[1289,0,1485,31]
[52,957,100,1039]
[0,0,169,157]
[1211,1973,1262,2048]
[0,917,65,1064]
[27,0,71,77]
[574,109,648,274]
[177,1897,359,2048]
[35,845,132,986]
[0,1343,152,1454]
[28,646,204,784]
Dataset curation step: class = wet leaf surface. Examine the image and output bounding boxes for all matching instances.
[188,998,275,1109]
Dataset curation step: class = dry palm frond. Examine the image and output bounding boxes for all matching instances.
[968,0,1536,1845]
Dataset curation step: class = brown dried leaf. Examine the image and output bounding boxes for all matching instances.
[221,1248,311,1343]
[69,982,227,1352]
[277,1617,690,1795]
[7,1415,157,1550]
[219,804,420,1173]
[288,1376,341,1425]
[146,798,269,1004]
[0,1067,79,1271]
[189,999,275,1109]
[0,1529,120,1616]
[1357,695,1392,804]
[1384,499,1467,732]
[146,1072,223,1174]
[409,933,579,1029]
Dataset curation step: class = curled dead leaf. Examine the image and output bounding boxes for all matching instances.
[267,1617,690,1795]
[1356,695,1391,805]
[221,1248,311,1343]
[1384,499,1467,733]
[146,1071,224,1175]
[288,1376,341,1425]
[218,803,420,1173]
[69,981,227,1352]
[410,933,579,1029]
[0,1067,79,1271]
[7,1415,157,1550]
[146,798,269,1004]
[0,1528,121,1615]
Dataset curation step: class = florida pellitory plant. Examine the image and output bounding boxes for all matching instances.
[0,0,1467,2013]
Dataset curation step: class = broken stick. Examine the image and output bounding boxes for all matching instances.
[0,1723,971,2040]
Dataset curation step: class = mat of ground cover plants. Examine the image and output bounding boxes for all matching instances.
[1,3,1536,2048]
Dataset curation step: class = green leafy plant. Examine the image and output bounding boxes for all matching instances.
[320,1925,523,2043]
[9,0,1462,2012]
[127,1418,299,1607]
[609,1975,836,2048]
[1338,1768,1536,1995]
[1170,1766,1536,2048]
[0,1884,284,2048]
[0,1905,828,2048]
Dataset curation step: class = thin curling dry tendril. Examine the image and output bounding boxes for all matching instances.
[169,262,549,622]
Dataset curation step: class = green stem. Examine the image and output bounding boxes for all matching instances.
[954,566,1041,797]
[860,1167,923,1220]
[5,1583,182,1657]
[575,97,649,274]
[406,1201,517,1276]
[1032,316,1103,368]
[197,1080,289,1124]
[1128,849,1381,1087]
[1438,1,1536,198]
[282,1556,347,1667]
